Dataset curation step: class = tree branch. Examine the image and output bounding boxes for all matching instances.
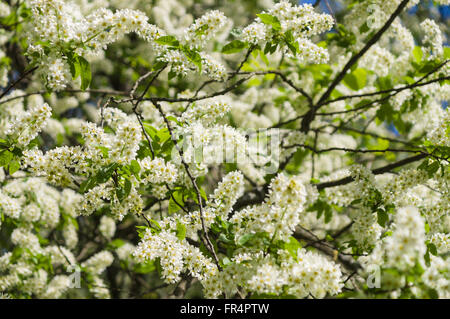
[300,0,411,133]
[316,153,427,190]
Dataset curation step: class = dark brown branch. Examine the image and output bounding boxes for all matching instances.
[294,226,361,271]
[283,143,425,155]
[300,0,411,133]
[237,71,313,105]
[316,153,427,190]
[318,71,449,109]
[145,76,250,103]
[131,66,167,159]
[0,66,37,100]
[151,99,222,270]
[323,124,417,147]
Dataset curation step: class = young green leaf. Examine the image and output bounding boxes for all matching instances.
[175,221,186,240]
[257,13,281,31]
[8,159,20,175]
[155,35,180,47]
[77,56,92,90]
[221,40,248,54]
[343,68,367,91]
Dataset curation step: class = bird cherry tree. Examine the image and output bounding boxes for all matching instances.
[0,0,449,299]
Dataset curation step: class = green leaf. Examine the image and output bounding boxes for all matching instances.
[324,207,333,224]
[133,261,156,274]
[168,70,177,80]
[427,243,438,256]
[257,14,281,31]
[109,239,125,249]
[130,160,141,176]
[222,257,232,267]
[264,42,278,55]
[116,186,126,203]
[123,178,132,198]
[96,145,110,158]
[424,250,431,267]
[143,123,158,140]
[182,47,202,72]
[155,35,179,47]
[175,221,186,240]
[307,199,332,222]
[199,187,207,201]
[377,209,389,227]
[284,30,298,55]
[444,47,450,60]
[8,160,20,175]
[0,138,9,148]
[156,128,171,144]
[195,24,209,36]
[426,161,440,178]
[168,190,184,214]
[0,149,13,167]
[343,68,367,91]
[221,40,248,54]
[237,233,255,246]
[418,160,440,178]
[70,58,81,80]
[78,56,92,90]
[359,22,369,34]
[284,236,302,258]
[218,233,233,244]
[412,46,423,64]
[96,163,118,184]
[418,60,440,74]
[152,60,167,71]
[79,176,97,193]
[136,226,148,239]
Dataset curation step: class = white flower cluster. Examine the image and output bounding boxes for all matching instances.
[422,255,450,298]
[133,229,218,284]
[241,22,268,45]
[133,167,343,298]
[0,177,63,228]
[5,103,52,147]
[183,10,228,49]
[200,53,228,81]
[427,109,449,147]
[385,206,426,269]
[21,108,149,219]
[23,146,79,187]
[241,1,333,64]
[0,176,115,298]
[360,206,426,273]
[231,174,308,242]
[247,249,343,298]
[270,2,334,36]
[207,171,244,219]
[420,18,444,59]
[0,1,10,17]
[178,122,247,170]
[27,0,165,90]
[360,45,394,77]
[41,54,73,91]
[381,169,429,205]
[99,215,116,239]
[140,157,178,185]
[181,100,231,125]
[100,107,140,160]
[352,207,382,250]
[81,251,114,275]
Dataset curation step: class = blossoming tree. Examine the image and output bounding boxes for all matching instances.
[0,0,449,299]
